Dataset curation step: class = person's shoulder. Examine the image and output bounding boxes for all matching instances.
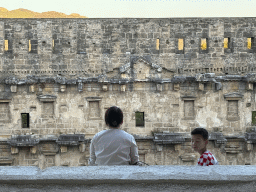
[93,129,108,139]
[119,129,135,138]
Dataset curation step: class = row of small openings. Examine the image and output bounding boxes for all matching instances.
[4,38,255,52]
[21,112,145,128]
[156,38,255,50]
[4,40,37,53]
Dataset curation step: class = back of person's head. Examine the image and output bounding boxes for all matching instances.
[105,106,123,128]
[191,128,208,140]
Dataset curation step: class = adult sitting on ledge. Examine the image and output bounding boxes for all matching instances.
[89,106,139,165]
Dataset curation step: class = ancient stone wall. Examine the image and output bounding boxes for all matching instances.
[0,18,255,167]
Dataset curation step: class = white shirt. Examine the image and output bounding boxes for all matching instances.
[89,128,139,166]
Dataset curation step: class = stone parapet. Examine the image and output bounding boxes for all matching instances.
[0,166,255,185]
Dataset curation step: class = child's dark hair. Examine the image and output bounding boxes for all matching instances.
[105,106,123,128]
[191,128,208,140]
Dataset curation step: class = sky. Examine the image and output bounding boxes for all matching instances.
[0,0,255,18]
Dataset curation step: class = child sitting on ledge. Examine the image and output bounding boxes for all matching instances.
[191,128,218,166]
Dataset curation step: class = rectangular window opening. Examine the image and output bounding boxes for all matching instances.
[248,37,254,49]
[252,111,256,125]
[29,40,31,52]
[135,112,144,127]
[21,113,29,128]
[184,100,194,118]
[156,38,159,50]
[52,39,54,49]
[178,38,184,50]
[201,38,207,50]
[89,101,100,119]
[4,40,8,51]
[224,37,230,49]
[227,100,238,119]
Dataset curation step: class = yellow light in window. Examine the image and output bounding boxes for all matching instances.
[52,39,54,48]
[4,40,8,51]
[178,39,183,50]
[224,38,228,49]
[201,38,207,50]
[29,40,31,52]
[156,38,159,50]
[248,38,251,49]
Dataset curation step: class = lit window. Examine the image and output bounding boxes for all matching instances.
[248,37,254,49]
[224,38,229,49]
[52,39,54,49]
[29,40,31,52]
[201,38,207,50]
[178,38,184,50]
[248,38,251,49]
[156,38,159,50]
[4,40,8,51]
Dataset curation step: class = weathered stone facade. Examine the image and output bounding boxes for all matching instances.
[0,18,256,168]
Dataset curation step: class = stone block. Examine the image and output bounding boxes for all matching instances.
[173,84,180,91]
[247,141,253,151]
[121,85,126,92]
[10,85,17,92]
[11,147,18,154]
[60,146,67,153]
[30,146,37,154]
[102,85,108,91]
[29,85,35,93]
[247,83,253,91]
[156,145,163,152]
[60,85,66,92]
[156,84,162,92]
[198,83,204,91]
[79,143,86,152]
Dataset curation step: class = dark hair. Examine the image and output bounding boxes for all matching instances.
[191,128,208,140]
[105,106,123,128]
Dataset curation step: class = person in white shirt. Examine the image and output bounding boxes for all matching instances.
[89,106,139,166]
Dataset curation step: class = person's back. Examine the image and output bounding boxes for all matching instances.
[89,128,138,165]
[89,106,139,166]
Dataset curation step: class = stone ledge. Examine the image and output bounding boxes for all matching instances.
[0,165,255,185]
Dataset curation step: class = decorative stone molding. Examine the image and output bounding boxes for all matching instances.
[7,135,39,147]
[85,97,102,102]
[209,132,227,148]
[153,133,185,144]
[180,154,196,162]
[224,92,243,100]
[37,95,57,102]
[245,132,256,143]
[0,157,12,165]
[56,134,85,146]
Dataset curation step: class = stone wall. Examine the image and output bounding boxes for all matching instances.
[0,18,256,167]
